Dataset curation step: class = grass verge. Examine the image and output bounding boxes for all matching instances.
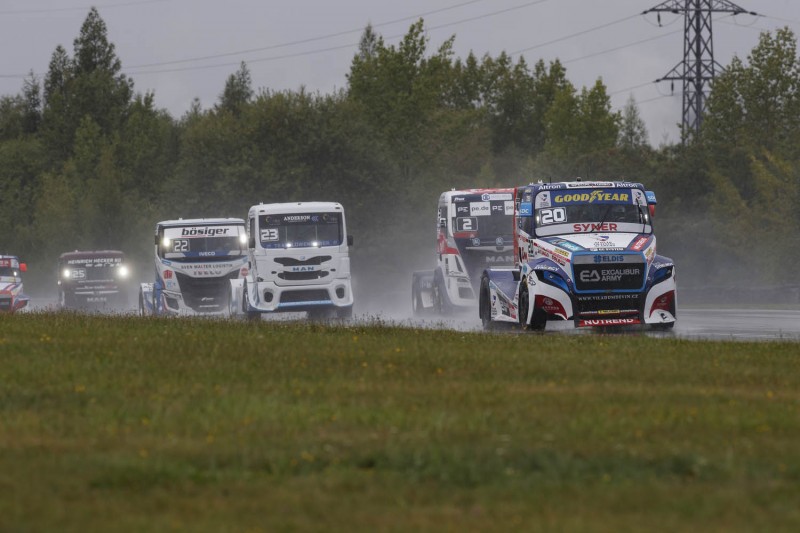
[1,312,799,532]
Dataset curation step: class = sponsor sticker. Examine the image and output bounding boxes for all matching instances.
[470,202,491,216]
[553,190,631,205]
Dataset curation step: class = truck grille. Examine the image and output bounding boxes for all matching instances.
[279,289,330,304]
[574,293,642,316]
[175,271,238,312]
[274,256,331,267]
[572,255,646,293]
[278,271,330,281]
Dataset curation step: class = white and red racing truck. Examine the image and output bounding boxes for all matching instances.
[139,218,248,316]
[479,181,677,330]
[230,202,354,320]
[412,188,515,314]
[0,255,29,313]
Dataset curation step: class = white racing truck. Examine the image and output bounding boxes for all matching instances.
[230,202,354,320]
[139,218,248,316]
[411,188,515,315]
[479,180,677,330]
[0,255,30,313]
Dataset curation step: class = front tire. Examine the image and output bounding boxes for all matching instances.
[518,283,546,331]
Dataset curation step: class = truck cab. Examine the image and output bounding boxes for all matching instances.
[231,202,354,319]
[412,188,515,314]
[0,255,29,313]
[58,250,130,310]
[139,218,248,316]
[479,181,677,330]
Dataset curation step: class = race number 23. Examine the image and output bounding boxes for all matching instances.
[261,228,279,241]
[540,208,566,225]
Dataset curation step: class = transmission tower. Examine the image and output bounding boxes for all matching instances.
[643,0,757,139]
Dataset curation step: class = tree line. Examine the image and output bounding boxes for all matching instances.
[1,8,799,293]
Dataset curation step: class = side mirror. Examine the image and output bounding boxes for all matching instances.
[249,235,255,248]
[648,205,656,219]
[347,235,354,246]
[154,235,160,245]
[20,263,27,273]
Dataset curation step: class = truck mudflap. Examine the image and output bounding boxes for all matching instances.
[411,270,434,315]
[0,290,29,313]
[138,283,155,316]
[481,268,522,325]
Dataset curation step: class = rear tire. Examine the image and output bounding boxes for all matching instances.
[432,273,450,315]
[479,276,493,330]
[411,278,423,316]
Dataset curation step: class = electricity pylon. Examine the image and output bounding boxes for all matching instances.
[643,0,757,140]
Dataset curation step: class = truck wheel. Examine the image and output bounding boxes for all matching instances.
[411,277,424,316]
[138,290,147,317]
[479,276,493,330]
[336,306,353,320]
[519,283,546,331]
[242,281,260,321]
[432,274,450,315]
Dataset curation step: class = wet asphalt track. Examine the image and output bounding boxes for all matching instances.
[26,298,800,342]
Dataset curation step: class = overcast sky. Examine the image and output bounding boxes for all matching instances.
[2,0,799,145]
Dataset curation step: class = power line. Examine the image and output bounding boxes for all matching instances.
[562,28,682,65]
[508,14,640,56]
[0,0,169,15]
[126,0,550,75]
[126,0,504,69]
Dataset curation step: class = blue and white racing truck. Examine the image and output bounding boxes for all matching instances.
[230,202,354,320]
[139,218,248,316]
[0,255,30,313]
[411,188,515,315]
[479,181,677,330]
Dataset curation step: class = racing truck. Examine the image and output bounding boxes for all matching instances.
[58,250,130,310]
[479,180,677,330]
[411,188,515,315]
[139,218,248,316]
[0,255,29,313]
[230,202,354,320]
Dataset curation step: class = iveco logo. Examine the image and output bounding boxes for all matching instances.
[579,271,601,282]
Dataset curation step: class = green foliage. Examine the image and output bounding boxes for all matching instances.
[3,10,800,290]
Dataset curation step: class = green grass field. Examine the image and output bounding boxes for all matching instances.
[1,312,799,532]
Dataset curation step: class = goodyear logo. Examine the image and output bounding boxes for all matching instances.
[553,191,630,204]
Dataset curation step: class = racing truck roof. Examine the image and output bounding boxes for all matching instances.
[156,218,245,229]
[440,188,514,201]
[59,250,125,260]
[249,202,344,215]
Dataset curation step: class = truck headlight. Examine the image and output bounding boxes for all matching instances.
[162,237,171,248]
[239,233,247,245]
[118,265,130,279]
[62,268,71,279]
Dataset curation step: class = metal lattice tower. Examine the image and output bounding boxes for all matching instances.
[643,0,756,139]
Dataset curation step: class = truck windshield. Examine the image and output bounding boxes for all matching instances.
[451,193,514,242]
[160,225,247,260]
[258,212,342,249]
[533,188,651,237]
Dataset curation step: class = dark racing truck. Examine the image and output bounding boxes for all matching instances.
[479,180,677,330]
[58,250,131,310]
